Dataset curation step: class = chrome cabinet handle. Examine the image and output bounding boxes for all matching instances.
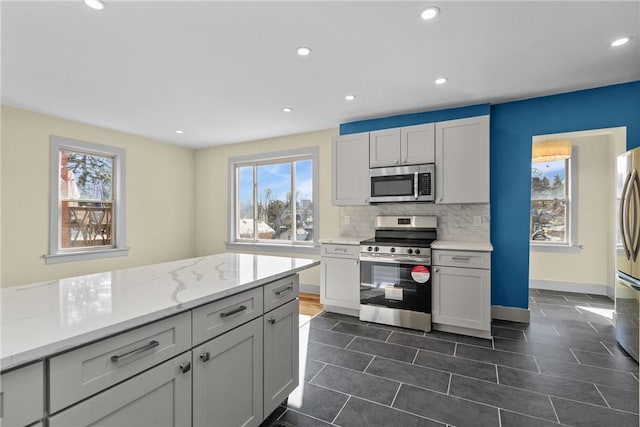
[220,305,247,318]
[275,286,293,297]
[111,340,159,363]
[268,317,276,325]
[414,171,419,199]
[180,362,191,373]
[451,256,471,261]
[334,248,348,252]
[200,352,210,362]
[354,260,359,266]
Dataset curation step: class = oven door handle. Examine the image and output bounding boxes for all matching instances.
[360,254,430,265]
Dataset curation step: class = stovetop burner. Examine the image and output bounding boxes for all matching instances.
[360,215,437,257]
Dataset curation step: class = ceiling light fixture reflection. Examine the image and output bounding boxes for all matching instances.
[296,46,312,56]
[435,77,448,85]
[421,7,439,20]
[175,130,184,135]
[283,107,293,113]
[611,37,631,47]
[84,0,105,10]
[345,95,356,101]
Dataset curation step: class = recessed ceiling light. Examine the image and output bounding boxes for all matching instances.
[435,77,448,85]
[84,0,105,10]
[611,37,631,47]
[345,95,356,101]
[283,107,293,113]
[175,130,184,135]
[421,7,439,20]
[296,46,312,56]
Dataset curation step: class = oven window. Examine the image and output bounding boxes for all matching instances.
[360,261,431,313]
[371,175,414,197]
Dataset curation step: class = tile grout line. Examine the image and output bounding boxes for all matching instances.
[362,355,376,372]
[330,395,351,425]
[308,363,328,383]
[532,355,542,374]
[390,382,402,407]
[453,342,458,357]
[497,407,503,427]
[495,365,500,384]
[410,348,419,365]
[568,348,581,364]
[446,374,452,395]
[601,341,615,357]
[593,384,613,409]
[586,321,599,333]
[548,395,561,424]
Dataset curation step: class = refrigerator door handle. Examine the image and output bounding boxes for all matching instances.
[618,270,640,291]
[620,169,633,260]
[628,169,640,262]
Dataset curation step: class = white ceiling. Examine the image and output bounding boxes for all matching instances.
[2,1,639,149]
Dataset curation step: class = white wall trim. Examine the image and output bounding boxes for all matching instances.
[491,305,531,323]
[529,279,610,296]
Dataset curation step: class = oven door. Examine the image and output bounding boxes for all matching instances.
[360,254,432,313]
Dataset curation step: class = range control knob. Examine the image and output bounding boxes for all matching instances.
[374,247,379,252]
[415,249,421,255]
[367,246,373,252]
[407,248,413,254]
[390,248,396,253]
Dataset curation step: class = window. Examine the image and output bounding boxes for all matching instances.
[531,158,570,243]
[229,148,318,251]
[47,136,127,263]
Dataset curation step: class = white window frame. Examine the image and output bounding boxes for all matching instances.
[226,147,319,255]
[46,136,128,264]
[530,148,579,253]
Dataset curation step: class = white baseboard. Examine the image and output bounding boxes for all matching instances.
[432,323,492,339]
[323,305,359,317]
[529,279,611,296]
[300,283,320,295]
[492,305,531,323]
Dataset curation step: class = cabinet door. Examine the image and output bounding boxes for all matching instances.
[320,256,360,309]
[48,353,192,427]
[369,128,401,167]
[264,299,299,417]
[332,133,370,205]
[0,362,44,427]
[435,116,490,204]
[193,317,263,427]
[401,123,435,165]
[432,266,491,332]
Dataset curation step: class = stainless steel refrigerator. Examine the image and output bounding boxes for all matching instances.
[616,148,640,361]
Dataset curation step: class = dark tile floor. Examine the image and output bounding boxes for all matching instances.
[267,289,638,427]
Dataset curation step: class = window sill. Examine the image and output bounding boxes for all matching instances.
[45,247,129,264]
[225,242,320,256]
[530,243,582,254]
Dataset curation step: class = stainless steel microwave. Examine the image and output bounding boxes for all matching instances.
[369,164,435,203]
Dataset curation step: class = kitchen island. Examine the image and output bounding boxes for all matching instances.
[1,253,318,427]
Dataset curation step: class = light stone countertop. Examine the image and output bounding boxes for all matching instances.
[319,237,368,245]
[431,240,493,252]
[0,253,318,371]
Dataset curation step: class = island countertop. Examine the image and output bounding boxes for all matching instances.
[1,253,319,371]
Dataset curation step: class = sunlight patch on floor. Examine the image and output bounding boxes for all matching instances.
[287,320,310,409]
[577,305,614,320]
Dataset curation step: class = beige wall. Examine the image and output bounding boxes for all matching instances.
[195,128,340,287]
[1,106,196,287]
[529,130,625,295]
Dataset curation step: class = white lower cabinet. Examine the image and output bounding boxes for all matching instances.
[320,244,360,312]
[264,299,299,417]
[432,250,492,338]
[0,361,44,427]
[48,353,192,427]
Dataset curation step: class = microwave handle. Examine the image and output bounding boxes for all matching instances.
[414,172,419,200]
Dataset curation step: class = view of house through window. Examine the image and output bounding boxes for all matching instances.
[235,156,314,244]
[59,149,114,249]
[530,158,569,243]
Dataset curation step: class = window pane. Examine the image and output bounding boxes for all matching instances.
[237,166,254,240]
[531,200,567,242]
[295,159,313,242]
[531,159,566,201]
[257,163,291,241]
[61,202,113,248]
[62,150,113,201]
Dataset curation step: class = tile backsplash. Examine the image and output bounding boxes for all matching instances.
[339,203,490,241]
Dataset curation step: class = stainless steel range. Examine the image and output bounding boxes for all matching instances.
[359,215,437,331]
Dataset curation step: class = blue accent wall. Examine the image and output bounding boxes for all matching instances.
[340,81,640,310]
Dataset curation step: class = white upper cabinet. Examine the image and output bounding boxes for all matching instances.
[332,132,370,205]
[370,124,435,168]
[435,115,490,204]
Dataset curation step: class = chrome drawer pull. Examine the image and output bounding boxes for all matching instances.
[220,305,247,318]
[275,286,293,297]
[268,317,276,325]
[111,340,159,363]
[180,362,191,373]
[451,256,471,261]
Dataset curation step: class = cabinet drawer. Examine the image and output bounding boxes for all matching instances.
[321,244,359,259]
[432,250,490,269]
[192,287,263,346]
[49,311,191,414]
[0,361,44,427]
[264,275,299,313]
